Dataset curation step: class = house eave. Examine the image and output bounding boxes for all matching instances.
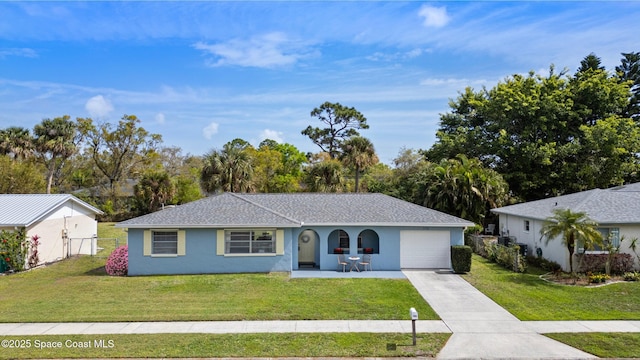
[116,223,302,229]
[116,221,472,229]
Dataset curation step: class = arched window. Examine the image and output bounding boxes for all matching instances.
[358,229,379,254]
[328,229,349,254]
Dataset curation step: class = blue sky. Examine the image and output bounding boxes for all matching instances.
[1,1,639,164]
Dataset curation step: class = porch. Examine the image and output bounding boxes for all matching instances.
[291,270,406,279]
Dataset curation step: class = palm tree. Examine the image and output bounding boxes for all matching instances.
[0,127,34,160]
[201,142,254,193]
[424,155,508,224]
[33,116,78,194]
[303,159,344,192]
[540,208,603,274]
[134,171,176,214]
[340,136,378,192]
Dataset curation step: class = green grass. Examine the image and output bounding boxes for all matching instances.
[95,222,127,256]
[0,250,437,322]
[461,255,640,320]
[0,333,450,359]
[546,333,640,358]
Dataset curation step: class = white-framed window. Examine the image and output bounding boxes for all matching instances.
[524,220,530,232]
[144,229,185,257]
[152,231,178,255]
[225,230,275,254]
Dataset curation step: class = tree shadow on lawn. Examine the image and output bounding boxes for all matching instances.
[84,265,107,276]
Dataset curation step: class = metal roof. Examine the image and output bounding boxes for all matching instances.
[0,194,103,227]
[491,183,640,224]
[117,192,475,229]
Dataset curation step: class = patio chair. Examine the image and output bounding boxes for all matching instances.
[358,254,372,271]
[337,254,348,272]
[484,223,495,235]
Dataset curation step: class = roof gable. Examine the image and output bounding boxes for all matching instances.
[117,192,474,228]
[0,194,103,227]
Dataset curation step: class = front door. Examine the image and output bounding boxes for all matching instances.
[298,231,316,267]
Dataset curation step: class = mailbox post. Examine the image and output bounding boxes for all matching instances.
[410,307,418,346]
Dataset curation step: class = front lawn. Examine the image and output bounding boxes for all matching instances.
[0,333,450,359]
[0,252,437,322]
[546,333,640,358]
[462,255,640,320]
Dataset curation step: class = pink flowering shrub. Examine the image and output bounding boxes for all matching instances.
[105,245,128,276]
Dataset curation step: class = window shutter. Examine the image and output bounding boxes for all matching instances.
[177,230,186,256]
[217,229,225,255]
[143,230,151,256]
[276,229,285,255]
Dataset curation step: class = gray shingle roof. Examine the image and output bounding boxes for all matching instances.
[117,193,474,229]
[0,194,103,227]
[491,183,640,224]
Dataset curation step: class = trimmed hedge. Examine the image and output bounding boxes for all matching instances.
[451,245,472,273]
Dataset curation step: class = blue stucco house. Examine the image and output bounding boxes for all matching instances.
[116,192,474,275]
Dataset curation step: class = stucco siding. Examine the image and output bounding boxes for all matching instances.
[128,228,293,276]
[290,226,461,271]
[616,225,640,270]
[500,214,640,272]
[27,218,66,265]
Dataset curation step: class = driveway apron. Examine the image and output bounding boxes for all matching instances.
[403,270,597,359]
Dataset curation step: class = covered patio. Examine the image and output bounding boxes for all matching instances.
[290,270,406,278]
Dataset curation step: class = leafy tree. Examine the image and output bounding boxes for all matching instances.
[201,141,254,193]
[303,159,345,192]
[151,146,204,203]
[273,142,307,178]
[340,136,378,192]
[426,62,636,201]
[78,115,162,193]
[301,102,369,159]
[616,51,640,120]
[540,208,602,274]
[134,171,176,214]
[248,145,284,193]
[0,155,46,193]
[367,148,431,202]
[33,116,78,194]
[0,126,33,160]
[578,115,640,187]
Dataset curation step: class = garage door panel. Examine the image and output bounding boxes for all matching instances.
[401,230,450,269]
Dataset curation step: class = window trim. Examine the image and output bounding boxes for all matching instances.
[523,220,530,233]
[223,229,277,256]
[143,229,185,257]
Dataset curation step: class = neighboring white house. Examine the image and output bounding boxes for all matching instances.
[491,183,640,272]
[0,194,103,267]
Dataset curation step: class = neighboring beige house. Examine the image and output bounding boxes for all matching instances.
[0,194,103,267]
[491,183,640,272]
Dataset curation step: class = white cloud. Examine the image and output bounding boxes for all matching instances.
[367,48,427,62]
[85,95,113,118]
[155,112,165,124]
[193,32,315,68]
[0,48,37,59]
[202,122,219,140]
[418,5,450,28]
[259,129,284,143]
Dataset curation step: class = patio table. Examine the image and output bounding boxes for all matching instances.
[348,256,360,272]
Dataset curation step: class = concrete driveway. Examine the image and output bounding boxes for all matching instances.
[403,270,597,359]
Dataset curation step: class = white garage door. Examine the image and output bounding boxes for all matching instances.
[400,230,451,269]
